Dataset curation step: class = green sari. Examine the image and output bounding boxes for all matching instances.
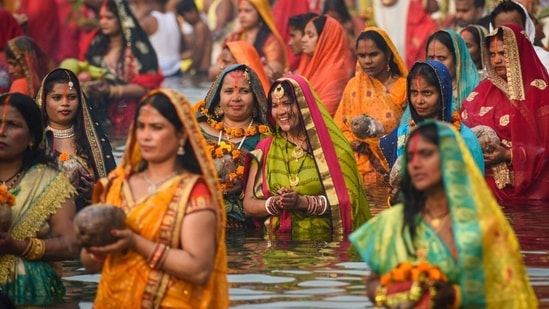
[350,120,537,307]
[0,164,75,306]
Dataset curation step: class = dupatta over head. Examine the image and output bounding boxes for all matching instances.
[225,41,271,93]
[296,16,352,116]
[92,89,228,308]
[461,24,549,202]
[350,120,537,307]
[257,74,371,237]
[35,68,116,179]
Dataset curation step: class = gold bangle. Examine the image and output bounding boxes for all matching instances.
[23,238,45,260]
[452,285,462,309]
[374,284,387,307]
[20,238,33,257]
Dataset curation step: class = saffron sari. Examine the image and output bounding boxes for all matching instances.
[380,60,484,172]
[296,16,354,116]
[226,0,288,72]
[334,27,407,207]
[0,164,75,306]
[83,0,163,138]
[460,24,549,203]
[246,75,371,240]
[198,64,270,229]
[91,89,228,308]
[350,120,538,308]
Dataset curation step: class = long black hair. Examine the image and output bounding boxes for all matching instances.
[400,122,439,256]
[356,30,402,76]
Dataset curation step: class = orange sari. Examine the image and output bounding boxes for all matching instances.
[92,89,228,308]
[297,16,353,116]
[226,41,271,93]
[334,27,407,207]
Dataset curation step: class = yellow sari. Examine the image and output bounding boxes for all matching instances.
[334,27,407,207]
[92,89,228,308]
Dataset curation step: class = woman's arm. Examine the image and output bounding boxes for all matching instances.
[242,161,277,216]
[42,198,79,260]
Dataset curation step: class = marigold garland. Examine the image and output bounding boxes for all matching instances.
[208,141,246,189]
[199,106,270,138]
[379,261,448,286]
[0,185,16,206]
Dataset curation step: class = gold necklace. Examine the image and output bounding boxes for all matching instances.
[286,140,307,189]
[424,208,450,229]
[0,168,23,191]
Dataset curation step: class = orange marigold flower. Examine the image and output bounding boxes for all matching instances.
[236,165,245,176]
[233,128,244,138]
[416,260,430,273]
[380,273,392,286]
[392,267,407,282]
[428,267,443,281]
[232,149,241,160]
[258,125,269,134]
[245,126,257,136]
[214,122,224,131]
[215,148,224,158]
[228,172,238,181]
[59,152,70,162]
[0,185,16,206]
[411,268,421,281]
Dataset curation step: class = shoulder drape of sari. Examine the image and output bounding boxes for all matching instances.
[460,24,549,203]
[350,120,537,308]
[92,89,228,308]
[296,16,353,116]
[247,75,371,239]
[0,164,75,306]
[334,27,407,201]
[17,0,60,62]
[0,8,23,51]
[225,41,271,94]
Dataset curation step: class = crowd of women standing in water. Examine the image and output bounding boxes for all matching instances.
[0,0,547,307]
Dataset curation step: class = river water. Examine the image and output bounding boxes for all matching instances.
[47,79,549,308]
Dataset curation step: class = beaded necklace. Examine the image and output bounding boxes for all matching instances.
[47,125,75,139]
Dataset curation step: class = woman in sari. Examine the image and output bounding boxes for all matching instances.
[0,93,78,306]
[460,25,488,81]
[224,0,288,82]
[243,75,371,240]
[4,36,55,98]
[334,27,408,208]
[81,0,163,139]
[298,15,354,116]
[208,41,271,94]
[460,24,549,203]
[197,64,270,229]
[36,68,116,211]
[350,120,537,308]
[377,60,483,173]
[81,89,228,308]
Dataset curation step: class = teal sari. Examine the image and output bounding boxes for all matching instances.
[351,120,537,307]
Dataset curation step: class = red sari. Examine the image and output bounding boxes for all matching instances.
[460,24,549,203]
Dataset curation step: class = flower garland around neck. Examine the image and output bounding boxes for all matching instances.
[199,106,270,139]
[59,152,71,162]
[409,112,461,131]
[205,140,245,190]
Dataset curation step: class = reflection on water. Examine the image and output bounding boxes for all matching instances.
[55,203,549,308]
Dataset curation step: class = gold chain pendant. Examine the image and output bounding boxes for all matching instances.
[289,174,299,189]
[292,146,304,161]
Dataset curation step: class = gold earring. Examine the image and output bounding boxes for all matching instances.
[177,140,185,155]
[214,105,224,118]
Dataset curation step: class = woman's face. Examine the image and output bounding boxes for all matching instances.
[45,83,79,129]
[488,38,506,81]
[409,75,441,120]
[6,57,24,80]
[135,104,182,164]
[219,71,256,122]
[460,30,481,68]
[301,21,319,56]
[270,90,301,134]
[356,38,389,80]
[406,133,442,192]
[238,1,260,30]
[426,39,456,79]
[99,5,121,36]
[0,105,33,161]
